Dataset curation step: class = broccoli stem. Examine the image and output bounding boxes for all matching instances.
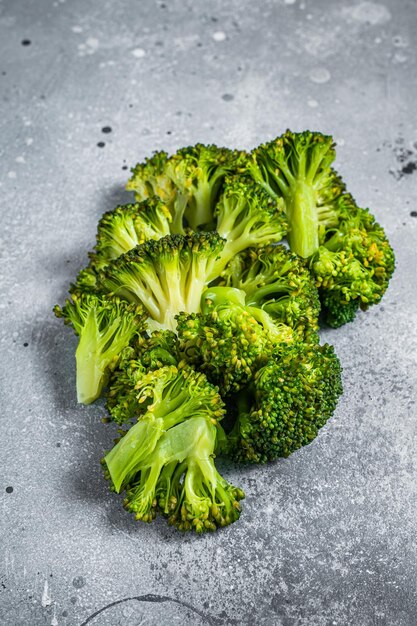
[286,181,319,258]
[75,323,105,405]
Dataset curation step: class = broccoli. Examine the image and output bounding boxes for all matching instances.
[54,293,146,405]
[127,144,246,232]
[106,330,181,424]
[248,130,395,325]
[88,197,176,272]
[220,244,320,343]
[103,364,244,531]
[228,342,343,463]
[177,286,294,394]
[311,195,395,326]
[97,232,225,330]
[211,176,288,273]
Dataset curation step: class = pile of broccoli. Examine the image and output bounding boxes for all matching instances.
[55,130,394,533]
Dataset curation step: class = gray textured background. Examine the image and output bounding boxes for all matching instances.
[1,0,417,624]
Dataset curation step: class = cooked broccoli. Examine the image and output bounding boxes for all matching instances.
[228,342,343,463]
[220,244,320,342]
[97,232,225,330]
[54,293,146,405]
[126,151,179,214]
[211,176,288,273]
[311,195,395,326]
[248,130,395,325]
[127,144,246,232]
[106,330,181,424]
[88,197,176,272]
[103,364,244,531]
[177,286,294,394]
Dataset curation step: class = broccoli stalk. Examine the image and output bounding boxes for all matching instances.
[54,294,145,404]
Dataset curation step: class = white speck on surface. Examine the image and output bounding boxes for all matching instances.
[393,52,407,64]
[284,0,296,4]
[71,25,83,33]
[375,37,382,43]
[41,580,52,607]
[337,138,345,146]
[26,137,33,146]
[8,171,17,179]
[16,156,25,164]
[212,31,226,42]
[132,47,146,58]
[309,67,331,83]
[307,98,319,108]
[342,2,391,25]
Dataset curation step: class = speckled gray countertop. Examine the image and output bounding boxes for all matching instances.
[1,0,417,624]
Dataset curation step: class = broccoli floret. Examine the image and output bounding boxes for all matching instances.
[54,293,146,405]
[312,197,396,325]
[103,364,244,531]
[167,144,247,230]
[127,144,246,232]
[106,330,181,424]
[249,130,339,258]
[126,151,178,207]
[211,176,288,273]
[88,198,176,272]
[221,244,320,343]
[97,232,225,330]
[248,131,395,323]
[176,286,294,394]
[228,342,343,463]
[320,291,360,328]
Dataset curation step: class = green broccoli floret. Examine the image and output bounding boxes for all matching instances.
[228,342,343,463]
[249,130,339,258]
[167,144,247,230]
[103,364,244,531]
[106,330,181,424]
[220,244,320,343]
[176,286,294,394]
[54,294,146,405]
[127,144,246,232]
[126,151,178,207]
[311,195,395,326]
[211,176,288,273]
[97,232,225,330]
[248,130,395,324]
[88,198,176,272]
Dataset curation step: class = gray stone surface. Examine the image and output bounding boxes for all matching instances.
[1,0,416,624]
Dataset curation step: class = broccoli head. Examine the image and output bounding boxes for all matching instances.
[249,130,339,259]
[248,130,395,324]
[97,232,225,330]
[88,197,175,272]
[221,244,320,343]
[103,364,244,531]
[176,286,294,395]
[311,195,396,326]
[106,330,181,424]
[127,144,246,232]
[211,176,288,273]
[228,342,343,463]
[54,293,146,405]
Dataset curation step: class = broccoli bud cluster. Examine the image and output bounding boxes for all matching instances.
[55,130,394,533]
